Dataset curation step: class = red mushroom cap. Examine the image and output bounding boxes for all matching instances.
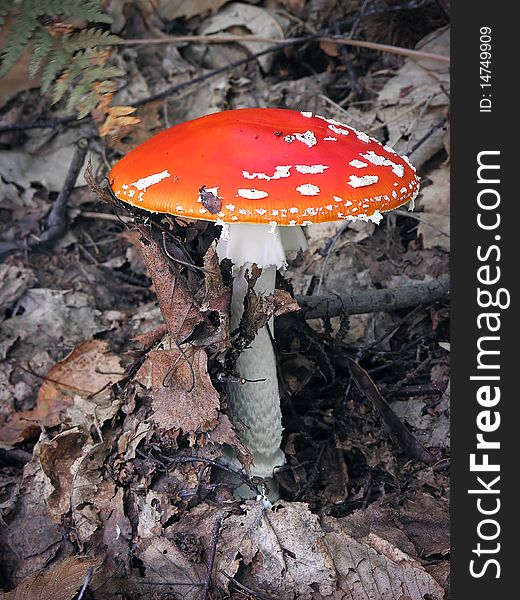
[108,108,420,226]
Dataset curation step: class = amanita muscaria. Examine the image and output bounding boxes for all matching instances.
[108,108,420,496]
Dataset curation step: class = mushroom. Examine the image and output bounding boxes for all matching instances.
[108,108,420,498]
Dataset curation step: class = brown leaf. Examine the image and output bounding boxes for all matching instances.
[416,165,450,251]
[195,243,231,351]
[217,500,337,598]
[240,286,299,345]
[319,40,340,57]
[3,556,100,600]
[0,340,124,446]
[0,264,36,312]
[400,491,450,557]
[0,456,72,588]
[137,229,204,343]
[320,512,446,600]
[98,104,141,138]
[70,442,116,545]
[199,412,252,471]
[106,101,164,154]
[158,0,230,20]
[132,537,205,600]
[138,346,220,436]
[39,428,86,521]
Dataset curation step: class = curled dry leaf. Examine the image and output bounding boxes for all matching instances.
[137,227,204,343]
[2,556,101,600]
[69,442,116,545]
[39,427,87,521]
[98,104,141,138]
[0,339,124,446]
[194,243,232,352]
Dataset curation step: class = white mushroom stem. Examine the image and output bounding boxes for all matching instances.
[216,223,307,484]
[227,264,284,478]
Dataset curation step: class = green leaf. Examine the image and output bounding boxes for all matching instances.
[29,30,55,78]
[63,28,120,52]
[41,48,70,92]
[0,0,15,28]
[0,10,39,77]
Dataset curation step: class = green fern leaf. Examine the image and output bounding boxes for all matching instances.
[0,10,40,77]
[41,48,70,92]
[0,0,15,27]
[63,28,120,52]
[44,0,112,23]
[28,30,55,78]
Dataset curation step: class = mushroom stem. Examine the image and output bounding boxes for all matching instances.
[226,264,285,480]
[216,223,307,498]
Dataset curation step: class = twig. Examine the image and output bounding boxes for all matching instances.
[133,40,308,107]
[393,208,450,239]
[0,138,89,261]
[346,356,436,465]
[201,516,222,600]
[107,34,450,64]
[221,571,278,600]
[79,210,133,223]
[0,116,81,133]
[149,447,262,496]
[408,117,448,156]
[296,274,449,319]
[76,567,94,600]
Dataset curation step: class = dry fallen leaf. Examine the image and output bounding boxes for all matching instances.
[137,229,204,343]
[98,104,141,138]
[158,0,230,20]
[2,556,100,600]
[212,499,446,599]
[416,165,450,250]
[39,427,87,521]
[217,500,337,599]
[199,2,285,71]
[132,536,205,600]
[137,345,220,437]
[0,264,36,312]
[376,26,450,170]
[0,340,124,446]
[0,455,70,588]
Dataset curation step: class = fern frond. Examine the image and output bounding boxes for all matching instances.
[41,48,70,92]
[62,27,120,52]
[29,30,55,78]
[1,0,123,119]
[79,64,125,85]
[44,0,112,23]
[0,0,15,27]
[0,10,40,76]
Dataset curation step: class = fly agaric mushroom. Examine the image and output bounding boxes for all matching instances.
[108,108,420,497]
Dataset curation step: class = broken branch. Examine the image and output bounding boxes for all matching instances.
[296,274,449,319]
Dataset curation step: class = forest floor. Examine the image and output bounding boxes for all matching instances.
[0,1,450,598]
